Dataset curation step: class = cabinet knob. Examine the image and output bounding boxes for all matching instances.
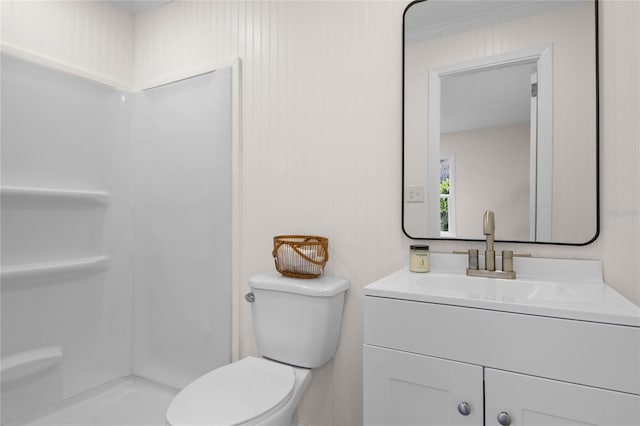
[457,402,471,416]
[497,411,512,426]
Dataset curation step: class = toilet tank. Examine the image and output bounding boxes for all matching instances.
[248,272,349,369]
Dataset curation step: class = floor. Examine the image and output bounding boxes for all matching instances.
[6,376,178,426]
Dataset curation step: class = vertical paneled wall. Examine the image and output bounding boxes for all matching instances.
[135,1,639,425]
[0,0,134,88]
[597,0,640,308]
[135,2,407,425]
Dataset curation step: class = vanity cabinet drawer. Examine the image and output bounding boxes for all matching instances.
[364,296,640,395]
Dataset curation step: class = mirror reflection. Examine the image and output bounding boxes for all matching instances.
[403,0,598,244]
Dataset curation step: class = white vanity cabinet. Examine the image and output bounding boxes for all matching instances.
[365,342,640,426]
[363,260,640,426]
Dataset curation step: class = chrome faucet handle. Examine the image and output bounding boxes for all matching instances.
[468,249,479,270]
[502,250,514,273]
[513,252,531,257]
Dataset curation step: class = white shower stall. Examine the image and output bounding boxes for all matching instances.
[1,51,234,425]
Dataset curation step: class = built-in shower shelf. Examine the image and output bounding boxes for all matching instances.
[1,256,109,281]
[1,346,63,383]
[0,186,109,205]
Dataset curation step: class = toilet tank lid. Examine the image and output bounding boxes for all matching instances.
[249,272,349,297]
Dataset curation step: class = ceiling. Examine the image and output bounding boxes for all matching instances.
[441,62,534,134]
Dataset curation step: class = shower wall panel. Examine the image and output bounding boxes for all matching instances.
[132,68,232,389]
[0,54,133,424]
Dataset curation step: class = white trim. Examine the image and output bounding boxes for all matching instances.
[427,70,442,238]
[535,48,553,241]
[530,72,539,241]
[433,45,552,77]
[0,44,132,91]
[136,60,240,91]
[229,59,243,363]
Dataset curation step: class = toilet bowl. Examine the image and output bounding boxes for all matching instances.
[166,272,349,426]
[166,357,312,426]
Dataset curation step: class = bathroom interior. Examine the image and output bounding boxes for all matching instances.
[1,0,639,425]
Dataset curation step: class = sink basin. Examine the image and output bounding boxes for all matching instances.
[414,273,605,305]
[364,253,640,327]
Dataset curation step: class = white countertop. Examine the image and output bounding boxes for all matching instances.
[364,254,640,327]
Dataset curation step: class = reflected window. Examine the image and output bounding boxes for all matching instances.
[440,157,455,237]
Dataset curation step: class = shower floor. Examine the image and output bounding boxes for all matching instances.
[7,376,178,426]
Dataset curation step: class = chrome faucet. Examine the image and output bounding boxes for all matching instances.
[483,210,496,271]
[466,210,516,279]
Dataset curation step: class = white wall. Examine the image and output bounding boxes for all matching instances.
[134,3,405,425]
[441,124,530,240]
[133,1,640,425]
[134,2,640,425]
[0,0,134,88]
[597,0,640,306]
[2,1,639,425]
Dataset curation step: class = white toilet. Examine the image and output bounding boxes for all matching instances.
[166,272,349,426]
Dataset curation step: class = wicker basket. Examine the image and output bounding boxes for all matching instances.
[272,235,329,279]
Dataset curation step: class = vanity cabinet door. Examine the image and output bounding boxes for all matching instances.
[364,345,483,426]
[485,369,640,426]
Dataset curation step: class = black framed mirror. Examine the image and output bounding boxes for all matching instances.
[402,0,599,245]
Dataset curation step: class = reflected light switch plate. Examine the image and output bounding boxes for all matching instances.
[406,185,424,203]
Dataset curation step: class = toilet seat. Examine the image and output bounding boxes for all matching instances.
[166,357,295,426]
